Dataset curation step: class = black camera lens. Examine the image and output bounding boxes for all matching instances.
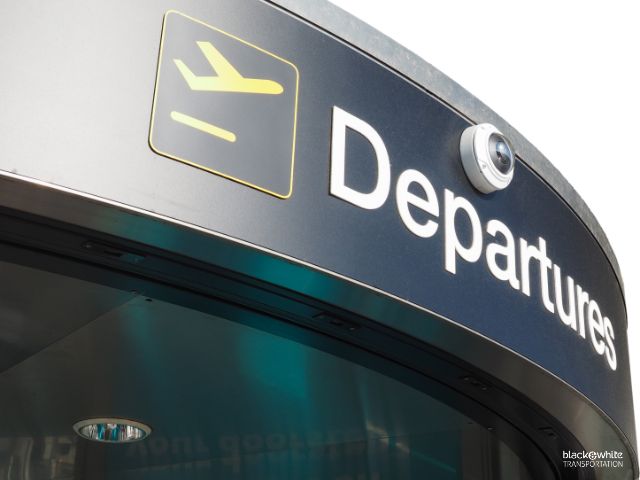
[488,133,514,174]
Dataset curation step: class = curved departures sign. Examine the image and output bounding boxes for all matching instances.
[0,1,635,479]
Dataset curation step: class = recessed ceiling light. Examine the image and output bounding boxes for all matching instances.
[73,418,151,443]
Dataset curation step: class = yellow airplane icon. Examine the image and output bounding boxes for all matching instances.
[170,41,284,143]
[174,41,284,95]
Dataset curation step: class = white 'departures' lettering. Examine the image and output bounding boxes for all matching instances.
[329,106,617,371]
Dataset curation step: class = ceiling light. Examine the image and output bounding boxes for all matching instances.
[73,418,151,443]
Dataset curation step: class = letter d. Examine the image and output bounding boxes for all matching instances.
[330,106,391,209]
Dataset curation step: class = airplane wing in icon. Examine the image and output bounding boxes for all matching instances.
[173,41,284,95]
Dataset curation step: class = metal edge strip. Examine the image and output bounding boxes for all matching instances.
[265,0,625,296]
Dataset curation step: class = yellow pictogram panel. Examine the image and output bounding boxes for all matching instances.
[170,41,285,143]
[149,11,299,199]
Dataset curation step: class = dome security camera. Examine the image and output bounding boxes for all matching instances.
[460,124,515,193]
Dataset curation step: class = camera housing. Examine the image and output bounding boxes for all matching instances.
[460,123,515,193]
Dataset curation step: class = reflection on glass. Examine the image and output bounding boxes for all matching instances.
[0,261,549,479]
